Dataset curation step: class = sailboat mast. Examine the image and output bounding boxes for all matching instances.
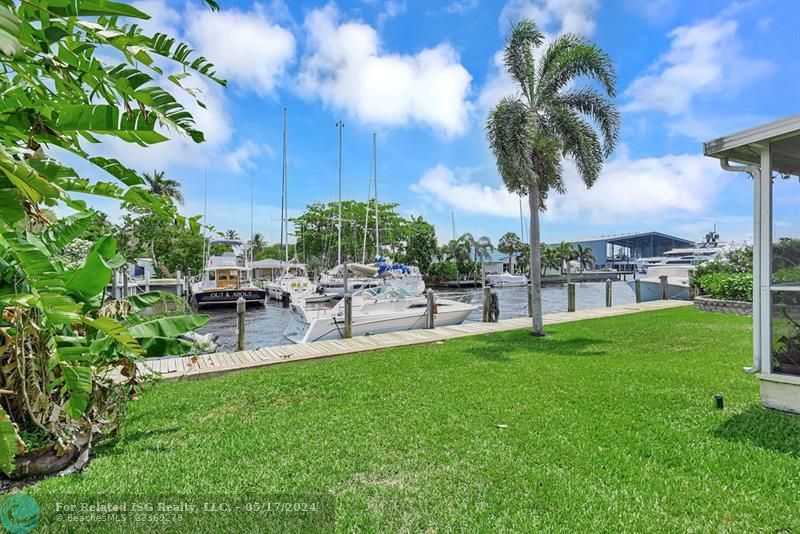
[202,166,208,266]
[337,120,343,266]
[373,132,379,259]
[283,108,289,266]
[451,211,456,242]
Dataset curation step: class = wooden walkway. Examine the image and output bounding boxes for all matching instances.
[141,300,691,381]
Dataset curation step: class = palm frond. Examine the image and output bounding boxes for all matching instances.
[545,108,603,188]
[537,34,616,101]
[555,88,620,157]
[486,97,534,194]
[503,20,544,100]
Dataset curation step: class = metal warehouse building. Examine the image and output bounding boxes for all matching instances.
[551,231,695,270]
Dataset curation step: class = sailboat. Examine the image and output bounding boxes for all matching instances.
[265,108,315,302]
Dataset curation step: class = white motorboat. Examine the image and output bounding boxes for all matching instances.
[318,264,383,296]
[629,265,692,301]
[486,272,528,287]
[283,286,477,343]
[191,240,266,307]
[376,259,426,294]
[265,265,315,301]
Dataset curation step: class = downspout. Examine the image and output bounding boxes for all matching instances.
[719,158,761,373]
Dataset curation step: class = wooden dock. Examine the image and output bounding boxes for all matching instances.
[140,300,692,381]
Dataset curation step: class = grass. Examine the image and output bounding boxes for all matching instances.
[19,307,800,532]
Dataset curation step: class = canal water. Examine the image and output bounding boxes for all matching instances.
[197,281,637,351]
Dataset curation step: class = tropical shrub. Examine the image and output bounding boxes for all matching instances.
[693,246,753,279]
[696,272,753,302]
[0,0,221,477]
[774,266,800,285]
[427,261,458,283]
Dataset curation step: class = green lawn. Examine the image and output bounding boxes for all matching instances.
[22,308,800,532]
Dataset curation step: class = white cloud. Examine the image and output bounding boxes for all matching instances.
[411,152,726,225]
[478,0,598,112]
[623,18,773,115]
[223,141,273,174]
[131,0,181,36]
[185,4,295,96]
[296,5,472,137]
[443,0,479,15]
[377,0,406,26]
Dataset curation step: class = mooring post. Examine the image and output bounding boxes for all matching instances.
[482,286,491,322]
[176,269,183,297]
[567,282,576,312]
[527,282,533,318]
[186,268,191,296]
[344,293,353,338]
[236,297,246,350]
[122,266,129,298]
[659,275,669,300]
[342,261,349,294]
[605,279,612,307]
[426,288,435,329]
[111,269,118,300]
[144,270,150,292]
[635,278,642,303]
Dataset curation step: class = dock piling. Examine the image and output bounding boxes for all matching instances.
[344,293,353,338]
[144,271,150,292]
[176,270,183,297]
[567,282,576,312]
[122,266,129,298]
[236,297,246,350]
[111,269,118,300]
[635,279,642,303]
[426,289,435,329]
[659,275,669,300]
[527,283,533,318]
[605,279,612,307]
[482,286,491,322]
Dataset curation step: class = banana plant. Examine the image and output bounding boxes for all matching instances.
[0,0,222,477]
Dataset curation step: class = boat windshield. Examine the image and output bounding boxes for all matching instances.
[359,286,413,300]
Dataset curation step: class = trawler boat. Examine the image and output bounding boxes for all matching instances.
[191,240,266,308]
[284,286,477,343]
[486,272,528,287]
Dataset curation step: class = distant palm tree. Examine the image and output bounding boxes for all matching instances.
[251,232,266,258]
[486,19,620,335]
[143,170,183,204]
[575,244,595,273]
[556,241,577,282]
[224,229,239,240]
[540,244,560,277]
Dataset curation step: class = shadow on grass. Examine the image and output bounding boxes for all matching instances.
[93,426,182,458]
[463,331,609,361]
[714,405,800,458]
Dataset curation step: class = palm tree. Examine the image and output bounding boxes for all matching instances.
[556,241,577,282]
[224,229,239,240]
[540,243,559,277]
[474,236,495,261]
[499,232,523,273]
[251,232,266,258]
[486,19,620,336]
[143,170,183,204]
[575,244,595,273]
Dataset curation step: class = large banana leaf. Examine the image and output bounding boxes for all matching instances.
[138,336,192,358]
[61,236,123,301]
[0,406,17,476]
[0,4,21,57]
[54,104,168,145]
[21,0,149,19]
[42,212,94,249]
[83,316,143,356]
[60,364,93,420]
[119,291,179,313]
[127,314,209,339]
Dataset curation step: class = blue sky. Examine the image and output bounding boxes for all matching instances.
[75,0,800,247]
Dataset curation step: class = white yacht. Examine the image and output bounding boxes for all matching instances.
[376,259,426,294]
[318,263,383,296]
[628,230,736,301]
[284,286,477,343]
[486,272,528,287]
[191,240,266,308]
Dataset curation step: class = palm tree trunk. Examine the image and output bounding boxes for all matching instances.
[528,187,544,336]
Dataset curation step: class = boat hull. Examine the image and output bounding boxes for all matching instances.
[192,288,266,307]
[627,279,690,301]
[284,304,476,343]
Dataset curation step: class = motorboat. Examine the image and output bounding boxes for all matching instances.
[629,264,692,301]
[318,264,383,296]
[265,264,315,301]
[283,286,478,343]
[191,240,266,307]
[486,271,528,287]
[376,259,426,294]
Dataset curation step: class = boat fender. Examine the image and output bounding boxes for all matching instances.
[489,291,500,322]
[281,291,291,308]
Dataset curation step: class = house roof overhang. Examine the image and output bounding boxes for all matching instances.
[703,114,800,176]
